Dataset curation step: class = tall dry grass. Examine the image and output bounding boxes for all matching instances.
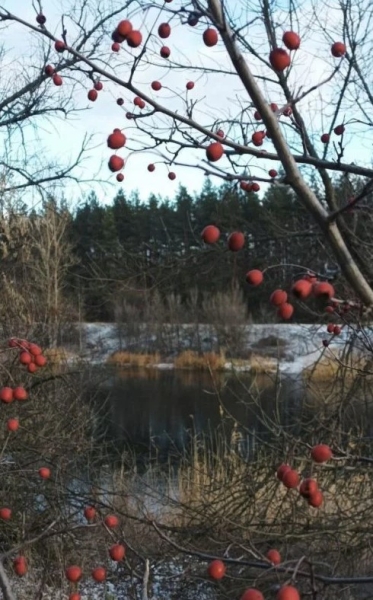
[303,348,373,380]
[174,350,226,371]
[107,351,161,367]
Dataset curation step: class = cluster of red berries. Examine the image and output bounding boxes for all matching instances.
[201,225,245,252]
[207,556,299,600]
[111,19,142,52]
[8,338,47,372]
[107,129,127,182]
[201,226,337,321]
[276,444,333,509]
[61,510,123,598]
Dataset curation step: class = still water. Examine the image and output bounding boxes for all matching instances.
[95,368,308,460]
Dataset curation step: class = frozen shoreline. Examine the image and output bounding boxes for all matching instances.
[73,322,355,375]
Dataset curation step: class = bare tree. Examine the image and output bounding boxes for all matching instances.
[2,2,373,599]
[1,0,371,306]
[0,199,78,345]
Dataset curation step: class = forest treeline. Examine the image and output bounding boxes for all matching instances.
[0,173,368,340]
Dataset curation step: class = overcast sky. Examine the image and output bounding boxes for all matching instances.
[0,0,371,208]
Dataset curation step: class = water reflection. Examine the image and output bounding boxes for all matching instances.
[97,368,307,459]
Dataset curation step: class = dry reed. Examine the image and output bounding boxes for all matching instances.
[106,351,161,367]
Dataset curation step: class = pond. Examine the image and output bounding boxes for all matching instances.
[94,367,311,460]
[90,365,373,465]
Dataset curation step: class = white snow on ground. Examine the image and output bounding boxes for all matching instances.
[77,322,365,374]
[10,556,217,600]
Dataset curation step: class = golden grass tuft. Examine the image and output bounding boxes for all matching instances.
[303,352,373,380]
[44,347,77,364]
[240,354,278,375]
[106,351,161,367]
[174,350,226,371]
[106,350,279,373]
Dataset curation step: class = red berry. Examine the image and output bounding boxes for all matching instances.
[270,289,287,306]
[39,467,51,479]
[266,548,281,565]
[54,40,66,53]
[246,270,263,286]
[0,507,12,520]
[331,42,346,57]
[65,566,83,583]
[282,469,300,489]
[19,351,32,365]
[168,172,176,180]
[94,81,103,91]
[201,225,220,244]
[34,354,47,367]
[311,444,332,463]
[269,48,291,71]
[203,28,218,47]
[160,46,170,58]
[108,156,125,173]
[127,30,142,48]
[308,490,323,508]
[117,20,133,38]
[84,506,96,521]
[186,81,194,90]
[28,343,42,356]
[0,387,13,404]
[292,279,313,299]
[252,131,265,146]
[13,556,27,577]
[277,586,300,600]
[36,14,46,25]
[276,463,291,481]
[88,89,98,101]
[109,544,126,561]
[158,23,171,38]
[53,74,63,86]
[313,281,335,300]
[107,131,126,150]
[227,231,245,252]
[277,302,294,320]
[206,142,224,162]
[7,418,19,432]
[334,124,345,136]
[92,566,106,582]
[104,514,119,528]
[207,559,226,579]
[299,478,318,498]
[241,589,264,600]
[282,31,300,50]
[151,81,162,91]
